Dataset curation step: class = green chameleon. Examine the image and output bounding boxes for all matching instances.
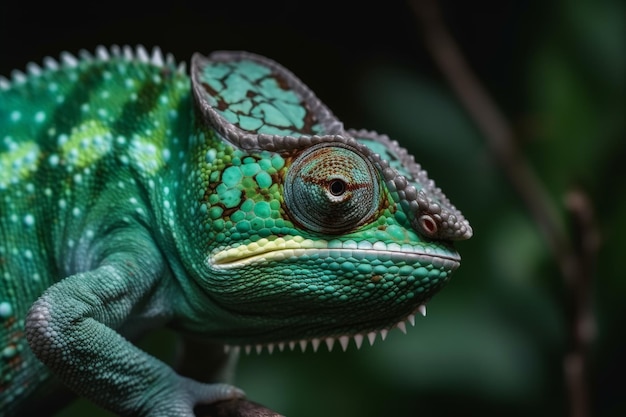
[0,45,472,416]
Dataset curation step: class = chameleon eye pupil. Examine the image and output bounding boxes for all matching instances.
[329,179,346,196]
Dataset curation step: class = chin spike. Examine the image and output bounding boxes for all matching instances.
[353,334,364,349]
[267,344,275,354]
[418,304,427,317]
[288,341,296,351]
[380,328,388,341]
[325,337,335,352]
[244,345,251,355]
[396,321,407,334]
[224,345,231,354]
[367,331,377,346]
[311,338,321,352]
[278,342,285,352]
[407,314,416,326]
[299,340,307,352]
[339,335,350,352]
[255,344,263,355]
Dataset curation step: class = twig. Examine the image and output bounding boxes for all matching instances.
[563,189,598,417]
[409,0,568,266]
[408,1,598,416]
[195,399,284,417]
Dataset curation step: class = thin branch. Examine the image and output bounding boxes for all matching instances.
[409,0,570,270]
[563,189,599,417]
[195,399,284,417]
[408,1,598,417]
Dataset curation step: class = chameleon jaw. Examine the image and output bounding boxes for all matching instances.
[224,303,428,355]
[210,237,457,354]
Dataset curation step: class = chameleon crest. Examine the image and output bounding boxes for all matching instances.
[0,46,471,416]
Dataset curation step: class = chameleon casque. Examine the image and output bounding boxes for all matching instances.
[0,45,472,416]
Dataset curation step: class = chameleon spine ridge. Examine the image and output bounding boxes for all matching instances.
[0,44,183,90]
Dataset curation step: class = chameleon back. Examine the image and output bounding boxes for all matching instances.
[0,46,190,413]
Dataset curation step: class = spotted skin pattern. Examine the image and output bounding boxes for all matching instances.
[0,46,471,416]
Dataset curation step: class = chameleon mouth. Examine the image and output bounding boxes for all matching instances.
[223,303,428,355]
[209,236,461,269]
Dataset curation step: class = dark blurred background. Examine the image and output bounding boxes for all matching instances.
[2,1,623,416]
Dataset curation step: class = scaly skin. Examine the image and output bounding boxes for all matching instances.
[0,46,472,417]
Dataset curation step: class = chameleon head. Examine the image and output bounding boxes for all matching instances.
[181,51,472,350]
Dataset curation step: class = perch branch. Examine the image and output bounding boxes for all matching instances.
[408,1,598,417]
[195,399,284,417]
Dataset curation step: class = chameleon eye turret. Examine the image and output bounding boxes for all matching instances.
[283,142,381,234]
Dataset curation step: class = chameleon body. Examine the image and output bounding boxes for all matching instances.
[0,46,472,416]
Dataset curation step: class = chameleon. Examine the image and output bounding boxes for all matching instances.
[0,45,472,416]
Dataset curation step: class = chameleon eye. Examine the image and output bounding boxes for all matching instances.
[284,143,380,234]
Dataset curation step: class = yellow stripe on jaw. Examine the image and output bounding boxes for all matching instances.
[210,235,328,268]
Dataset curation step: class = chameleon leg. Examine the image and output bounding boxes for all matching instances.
[24,238,244,417]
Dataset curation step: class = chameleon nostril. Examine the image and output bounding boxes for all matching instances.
[418,215,438,237]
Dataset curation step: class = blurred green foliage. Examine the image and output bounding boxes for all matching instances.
[2,1,623,416]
